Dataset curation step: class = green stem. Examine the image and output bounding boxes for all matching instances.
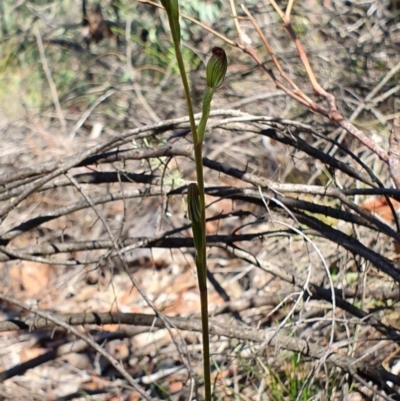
[171,41,199,146]
[193,142,211,401]
[199,269,211,400]
[163,9,211,400]
[198,87,214,143]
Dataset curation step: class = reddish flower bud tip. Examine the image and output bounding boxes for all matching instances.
[211,47,224,57]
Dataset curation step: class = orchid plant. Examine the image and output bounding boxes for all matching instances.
[160,0,227,399]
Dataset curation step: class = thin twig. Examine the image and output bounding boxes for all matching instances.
[34,26,67,136]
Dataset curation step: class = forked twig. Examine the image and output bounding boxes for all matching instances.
[243,5,298,92]
[265,0,388,162]
[270,0,332,104]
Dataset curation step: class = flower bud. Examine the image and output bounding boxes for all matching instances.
[187,183,201,223]
[206,47,227,89]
